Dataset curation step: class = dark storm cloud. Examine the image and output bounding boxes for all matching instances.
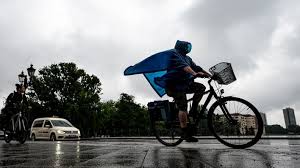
[284,27,300,59]
[183,0,279,73]
[186,0,278,28]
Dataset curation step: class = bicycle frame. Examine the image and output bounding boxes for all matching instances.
[188,78,235,125]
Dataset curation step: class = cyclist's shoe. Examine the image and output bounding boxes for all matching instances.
[181,127,199,143]
[185,136,199,142]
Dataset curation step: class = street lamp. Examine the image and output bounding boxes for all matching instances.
[27,64,36,86]
[17,64,36,89]
[27,64,36,78]
[18,71,27,85]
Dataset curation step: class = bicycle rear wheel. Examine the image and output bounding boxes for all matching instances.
[148,101,183,146]
[152,120,183,146]
[208,96,263,149]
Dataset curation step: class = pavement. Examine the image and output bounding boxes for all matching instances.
[0,139,300,168]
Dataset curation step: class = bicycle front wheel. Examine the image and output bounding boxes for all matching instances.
[4,118,14,143]
[4,130,12,143]
[16,117,28,144]
[208,96,263,149]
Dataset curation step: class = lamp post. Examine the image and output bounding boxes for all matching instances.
[27,64,36,87]
[17,64,36,89]
[18,64,36,125]
[18,71,27,86]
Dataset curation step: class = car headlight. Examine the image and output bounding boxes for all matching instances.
[57,130,65,134]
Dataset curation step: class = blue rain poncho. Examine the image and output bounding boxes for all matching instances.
[124,49,176,97]
[124,40,202,97]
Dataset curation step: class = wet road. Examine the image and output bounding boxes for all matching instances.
[0,139,300,168]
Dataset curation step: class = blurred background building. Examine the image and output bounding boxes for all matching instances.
[283,107,297,129]
[260,112,267,135]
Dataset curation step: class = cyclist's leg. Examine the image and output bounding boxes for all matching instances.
[187,82,206,118]
[166,88,188,128]
[166,89,198,142]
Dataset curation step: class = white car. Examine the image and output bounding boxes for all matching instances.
[30,117,80,141]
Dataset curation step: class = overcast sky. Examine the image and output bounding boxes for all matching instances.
[1,0,300,127]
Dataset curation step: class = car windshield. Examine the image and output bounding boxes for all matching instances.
[51,120,72,127]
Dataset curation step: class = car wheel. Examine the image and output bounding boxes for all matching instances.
[50,133,56,141]
[31,134,36,141]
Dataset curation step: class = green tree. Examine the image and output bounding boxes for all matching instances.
[110,93,150,136]
[265,124,287,135]
[98,100,117,136]
[29,62,102,137]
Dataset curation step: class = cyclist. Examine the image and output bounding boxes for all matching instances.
[155,40,211,142]
[1,84,28,130]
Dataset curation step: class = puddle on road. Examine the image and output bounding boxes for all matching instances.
[0,159,27,167]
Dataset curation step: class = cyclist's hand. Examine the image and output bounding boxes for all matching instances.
[195,72,211,78]
[204,72,212,78]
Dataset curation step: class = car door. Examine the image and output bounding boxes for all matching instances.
[34,120,44,139]
[42,120,52,139]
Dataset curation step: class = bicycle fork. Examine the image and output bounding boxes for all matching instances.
[17,116,25,132]
[11,118,15,133]
[11,115,23,133]
[219,102,237,125]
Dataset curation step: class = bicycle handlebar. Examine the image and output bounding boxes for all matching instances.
[191,74,219,87]
[192,73,217,81]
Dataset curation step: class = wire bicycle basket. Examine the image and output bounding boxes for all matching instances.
[209,62,236,85]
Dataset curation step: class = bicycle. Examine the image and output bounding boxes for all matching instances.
[3,109,28,144]
[148,62,263,149]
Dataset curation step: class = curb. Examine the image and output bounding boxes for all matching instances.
[79,136,300,140]
[2,136,300,141]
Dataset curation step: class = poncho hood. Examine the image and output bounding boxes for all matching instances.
[175,40,192,55]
